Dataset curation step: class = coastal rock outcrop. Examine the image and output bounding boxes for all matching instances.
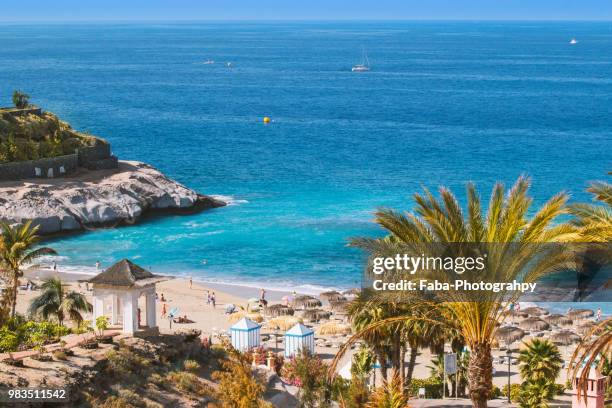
[0,160,225,235]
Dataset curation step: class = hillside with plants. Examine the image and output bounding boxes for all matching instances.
[0,91,104,163]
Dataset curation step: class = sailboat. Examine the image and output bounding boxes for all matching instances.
[569,38,578,45]
[352,49,370,72]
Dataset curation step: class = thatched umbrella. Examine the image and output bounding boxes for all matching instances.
[266,316,303,331]
[503,310,528,319]
[302,309,332,322]
[568,309,594,321]
[319,291,346,303]
[329,300,349,314]
[544,314,573,327]
[342,288,360,297]
[522,306,549,317]
[292,295,322,309]
[227,311,263,324]
[266,304,294,318]
[495,326,525,345]
[550,330,581,346]
[316,321,352,336]
[519,317,550,331]
[576,321,595,336]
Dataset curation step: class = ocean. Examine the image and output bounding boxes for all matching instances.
[0,21,611,308]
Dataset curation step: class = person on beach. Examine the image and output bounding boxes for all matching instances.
[95,260,100,270]
[189,277,193,289]
[206,290,210,305]
[53,261,57,272]
[211,292,216,308]
[596,307,602,322]
[161,303,167,318]
[161,293,166,302]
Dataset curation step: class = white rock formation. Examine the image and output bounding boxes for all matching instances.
[0,161,225,235]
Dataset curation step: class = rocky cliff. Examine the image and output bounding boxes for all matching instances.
[0,160,225,235]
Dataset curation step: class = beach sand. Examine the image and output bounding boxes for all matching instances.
[16,268,577,388]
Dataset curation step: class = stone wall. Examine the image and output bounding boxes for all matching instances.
[0,153,78,181]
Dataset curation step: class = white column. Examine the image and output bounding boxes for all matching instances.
[92,291,104,330]
[111,293,120,325]
[146,291,156,328]
[122,290,138,335]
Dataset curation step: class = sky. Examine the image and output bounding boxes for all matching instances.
[1,0,612,22]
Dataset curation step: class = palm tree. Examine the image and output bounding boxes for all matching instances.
[569,317,612,402]
[518,339,562,382]
[29,277,91,327]
[364,370,409,408]
[0,221,57,317]
[332,177,579,408]
[570,175,612,242]
[12,90,30,109]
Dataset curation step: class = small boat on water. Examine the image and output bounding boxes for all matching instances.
[203,59,215,65]
[569,38,578,45]
[352,49,370,72]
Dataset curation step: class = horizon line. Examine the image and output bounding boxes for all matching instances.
[1,18,612,24]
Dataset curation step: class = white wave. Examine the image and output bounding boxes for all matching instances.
[211,195,249,206]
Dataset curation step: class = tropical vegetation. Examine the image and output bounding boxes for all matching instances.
[332,176,581,408]
[0,92,101,163]
[0,220,57,319]
[29,277,91,327]
[570,174,612,242]
[12,90,30,109]
[515,339,563,407]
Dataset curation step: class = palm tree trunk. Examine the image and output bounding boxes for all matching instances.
[375,348,388,381]
[10,274,18,317]
[405,346,418,385]
[399,344,406,388]
[468,342,492,408]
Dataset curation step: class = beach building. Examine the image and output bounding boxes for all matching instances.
[284,323,315,357]
[230,317,261,351]
[85,259,165,335]
[571,367,608,408]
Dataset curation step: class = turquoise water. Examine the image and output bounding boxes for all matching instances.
[0,22,611,299]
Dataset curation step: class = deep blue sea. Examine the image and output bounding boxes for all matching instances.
[1,22,611,306]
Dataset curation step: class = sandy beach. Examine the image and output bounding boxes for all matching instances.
[15,267,585,391]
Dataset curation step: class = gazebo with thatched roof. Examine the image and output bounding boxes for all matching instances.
[519,317,550,332]
[84,259,166,335]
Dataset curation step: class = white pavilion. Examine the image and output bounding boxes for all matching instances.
[284,323,315,357]
[230,317,261,351]
[85,259,165,335]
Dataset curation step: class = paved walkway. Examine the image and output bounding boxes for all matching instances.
[0,329,121,361]
[409,397,571,407]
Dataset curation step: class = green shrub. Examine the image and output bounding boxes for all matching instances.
[502,383,522,402]
[105,346,151,381]
[183,359,200,372]
[167,371,210,396]
[0,327,19,352]
[490,385,503,399]
[408,377,444,399]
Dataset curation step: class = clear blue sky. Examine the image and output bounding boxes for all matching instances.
[1,0,611,21]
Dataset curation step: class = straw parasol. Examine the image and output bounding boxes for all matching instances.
[342,288,361,297]
[266,316,303,331]
[550,330,581,346]
[292,295,322,309]
[495,326,525,345]
[303,309,332,322]
[319,291,346,302]
[576,321,595,335]
[568,309,594,320]
[503,310,528,319]
[522,306,549,317]
[519,317,550,331]
[227,311,264,324]
[316,321,352,336]
[544,314,573,327]
[266,304,294,317]
[329,299,349,314]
